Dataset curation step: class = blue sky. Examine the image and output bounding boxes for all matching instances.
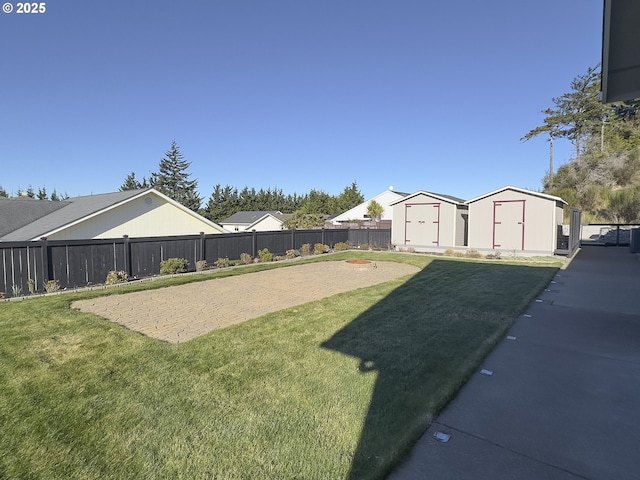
[1,0,603,204]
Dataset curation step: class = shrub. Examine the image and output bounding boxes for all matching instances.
[240,253,252,265]
[285,249,298,259]
[359,243,370,251]
[215,257,230,269]
[43,279,60,293]
[334,242,349,251]
[27,278,36,295]
[11,284,22,297]
[314,243,329,255]
[258,248,273,262]
[443,248,455,256]
[300,244,311,256]
[196,260,208,271]
[105,270,128,285]
[485,251,502,260]
[160,257,189,275]
[465,249,484,259]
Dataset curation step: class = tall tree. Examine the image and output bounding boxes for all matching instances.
[335,181,364,212]
[0,186,7,198]
[150,141,202,211]
[37,186,48,200]
[120,172,144,191]
[26,185,35,198]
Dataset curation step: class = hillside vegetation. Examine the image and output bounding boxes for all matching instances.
[524,66,640,223]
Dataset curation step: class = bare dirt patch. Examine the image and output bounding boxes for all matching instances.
[72,260,419,343]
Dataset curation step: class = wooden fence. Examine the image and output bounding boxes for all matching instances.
[0,229,391,296]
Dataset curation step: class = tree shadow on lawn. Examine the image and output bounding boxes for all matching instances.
[321,259,558,479]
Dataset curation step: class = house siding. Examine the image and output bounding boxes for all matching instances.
[47,195,223,240]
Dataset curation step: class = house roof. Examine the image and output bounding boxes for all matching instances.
[332,189,409,222]
[0,196,68,238]
[246,212,293,230]
[0,188,225,241]
[221,211,284,225]
[389,190,466,206]
[465,186,567,205]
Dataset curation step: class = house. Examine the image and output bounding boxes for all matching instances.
[465,186,566,255]
[330,188,409,226]
[0,188,227,241]
[220,211,293,233]
[390,191,467,251]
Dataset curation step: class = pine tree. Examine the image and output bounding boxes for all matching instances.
[37,187,48,200]
[120,172,143,191]
[26,185,35,198]
[0,186,7,198]
[150,141,202,211]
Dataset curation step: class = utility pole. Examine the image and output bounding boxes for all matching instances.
[548,134,554,189]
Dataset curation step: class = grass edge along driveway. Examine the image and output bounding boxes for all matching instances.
[0,252,561,480]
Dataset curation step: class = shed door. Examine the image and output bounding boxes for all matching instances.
[405,203,440,246]
[493,200,525,250]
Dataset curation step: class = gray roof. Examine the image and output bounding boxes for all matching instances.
[0,197,68,238]
[221,211,284,225]
[426,191,466,204]
[0,189,147,241]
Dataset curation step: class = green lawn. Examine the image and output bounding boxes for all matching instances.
[0,253,561,479]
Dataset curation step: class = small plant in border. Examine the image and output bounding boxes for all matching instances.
[258,248,273,262]
[285,249,298,260]
[159,257,189,275]
[43,279,60,293]
[11,284,23,297]
[215,257,230,268]
[240,253,252,265]
[300,244,311,256]
[334,242,349,251]
[105,271,129,285]
[196,260,208,272]
[27,278,36,295]
[314,243,329,255]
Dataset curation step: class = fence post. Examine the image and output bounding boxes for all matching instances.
[291,229,295,251]
[199,232,206,261]
[40,237,51,282]
[321,228,325,246]
[123,235,132,277]
[252,230,257,258]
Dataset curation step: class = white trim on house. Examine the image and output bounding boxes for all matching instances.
[28,189,227,240]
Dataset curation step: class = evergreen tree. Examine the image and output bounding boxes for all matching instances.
[120,172,143,191]
[0,186,7,198]
[26,185,35,198]
[150,141,202,211]
[37,186,48,200]
[335,181,364,212]
[50,189,60,201]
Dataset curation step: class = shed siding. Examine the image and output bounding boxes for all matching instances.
[468,190,560,253]
[47,195,222,240]
[392,192,460,250]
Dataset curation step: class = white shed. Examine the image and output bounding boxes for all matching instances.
[391,191,467,251]
[466,186,566,255]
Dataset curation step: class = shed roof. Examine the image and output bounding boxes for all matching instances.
[389,190,466,206]
[465,186,567,205]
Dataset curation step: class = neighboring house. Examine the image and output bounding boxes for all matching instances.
[465,186,566,255]
[390,191,468,251]
[331,188,409,226]
[220,211,293,233]
[0,188,226,241]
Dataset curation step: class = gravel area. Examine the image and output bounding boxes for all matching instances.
[72,260,419,343]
